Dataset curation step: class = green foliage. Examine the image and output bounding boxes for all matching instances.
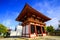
[46,25,54,32]
[44,26,46,30]
[0,24,8,35]
[0,24,8,37]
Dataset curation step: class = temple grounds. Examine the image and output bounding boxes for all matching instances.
[0,36,60,40]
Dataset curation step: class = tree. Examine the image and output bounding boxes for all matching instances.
[0,24,8,36]
[46,25,54,32]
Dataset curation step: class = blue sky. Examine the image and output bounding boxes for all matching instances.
[0,0,60,30]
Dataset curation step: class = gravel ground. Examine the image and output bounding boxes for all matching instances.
[0,36,60,40]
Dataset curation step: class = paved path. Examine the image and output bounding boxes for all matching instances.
[0,36,60,40]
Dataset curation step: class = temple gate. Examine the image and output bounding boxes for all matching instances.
[16,4,51,38]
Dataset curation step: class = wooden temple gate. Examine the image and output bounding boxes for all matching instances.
[16,4,51,38]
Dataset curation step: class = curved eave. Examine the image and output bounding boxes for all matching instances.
[16,4,51,22]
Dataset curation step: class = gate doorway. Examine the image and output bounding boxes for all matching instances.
[36,26,41,34]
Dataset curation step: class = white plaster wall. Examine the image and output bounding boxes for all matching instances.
[16,25,22,36]
[25,25,29,37]
[16,25,22,31]
[26,25,29,34]
[10,25,22,36]
[10,31,17,36]
[23,26,25,34]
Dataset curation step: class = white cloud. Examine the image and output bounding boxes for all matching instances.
[32,1,60,29]
[2,19,11,26]
[46,18,58,29]
[2,19,12,29]
[2,19,18,30]
[2,11,19,30]
[4,11,19,19]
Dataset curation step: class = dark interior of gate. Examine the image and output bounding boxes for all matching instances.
[31,25,45,36]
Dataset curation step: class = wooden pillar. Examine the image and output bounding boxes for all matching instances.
[29,24,31,38]
[41,26,43,35]
[22,26,23,37]
[35,25,37,36]
[25,25,26,37]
